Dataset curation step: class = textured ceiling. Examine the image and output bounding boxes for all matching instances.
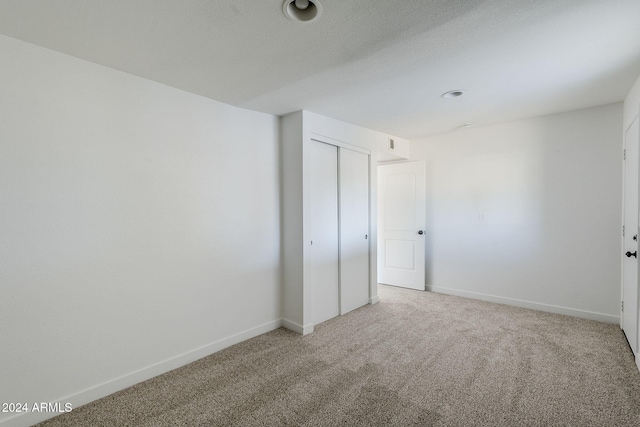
[0,0,639,139]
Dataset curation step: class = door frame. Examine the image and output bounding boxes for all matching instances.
[621,112,640,355]
[377,160,426,290]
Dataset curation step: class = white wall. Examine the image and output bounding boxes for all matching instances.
[304,113,411,161]
[624,75,640,130]
[0,35,281,426]
[411,104,623,322]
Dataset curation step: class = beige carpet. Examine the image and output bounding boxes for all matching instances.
[38,285,640,426]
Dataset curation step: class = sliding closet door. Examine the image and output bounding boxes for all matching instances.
[307,140,340,325]
[339,148,370,314]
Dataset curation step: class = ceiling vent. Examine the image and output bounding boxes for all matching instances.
[283,0,322,23]
[441,90,465,99]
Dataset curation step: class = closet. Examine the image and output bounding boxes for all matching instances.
[281,111,371,334]
[306,140,370,325]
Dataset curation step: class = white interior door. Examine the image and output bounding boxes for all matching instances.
[622,114,639,354]
[339,148,370,314]
[378,161,426,290]
[308,140,340,325]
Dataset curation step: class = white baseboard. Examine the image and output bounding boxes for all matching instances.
[636,354,640,374]
[281,318,314,335]
[369,295,380,305]
[425,285,619,324]
[1,319,282,427]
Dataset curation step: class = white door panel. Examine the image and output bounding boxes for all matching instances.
[308,140,340,325]
[339,148,370,314]
[385,239,416,270]
[385,173,417,230]
[622,114,639,354]
[378,161,426,290]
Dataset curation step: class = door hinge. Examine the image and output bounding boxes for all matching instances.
[622,301,624,312]
[623,225,625,236]
[624,149,626,160]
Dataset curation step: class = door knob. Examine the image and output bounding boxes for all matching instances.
[418,230,424,235]
[626,251,637,258]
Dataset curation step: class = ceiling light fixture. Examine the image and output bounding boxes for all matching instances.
[441,90,465,99]
[283,0,322,23]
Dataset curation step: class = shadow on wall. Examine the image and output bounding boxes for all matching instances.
[419,104,622,314]
[424,122,545,291]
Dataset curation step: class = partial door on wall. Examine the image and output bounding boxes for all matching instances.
[307,139,370,324]
[622,113,639,354]
[307,140,340,325]
[378,161,426,290]
[339,148,370,314]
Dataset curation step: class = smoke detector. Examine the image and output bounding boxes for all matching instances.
[283,0,322,23]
